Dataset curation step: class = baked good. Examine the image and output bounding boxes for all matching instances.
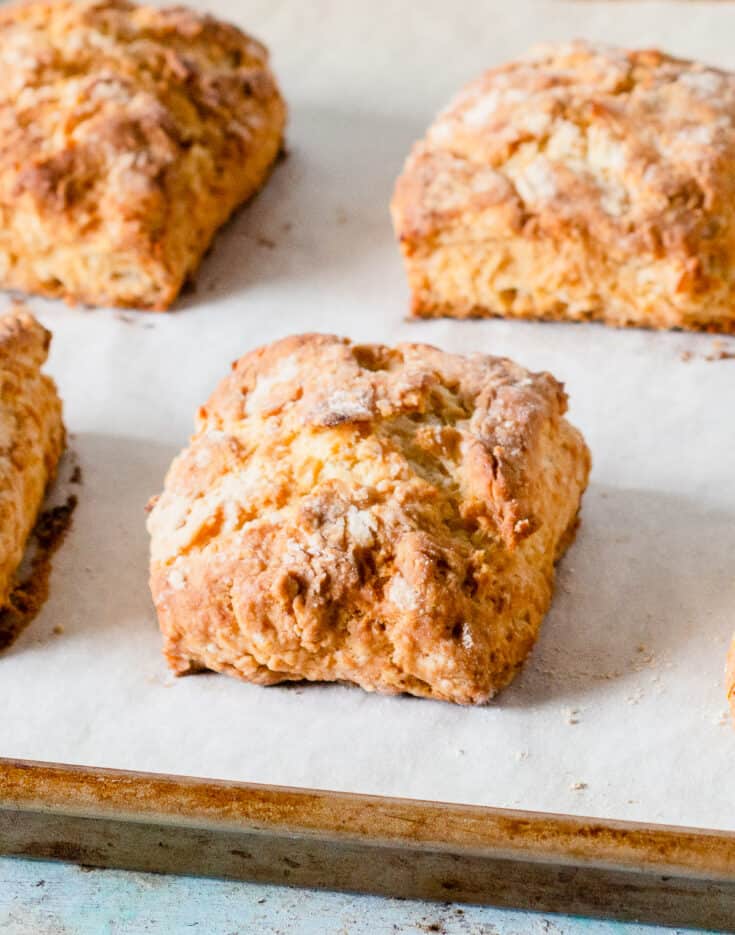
[726,643,735,724]
[0,307,65,608]
[391,41,735,333]
[147,334,590,704]
[0,0,286,310]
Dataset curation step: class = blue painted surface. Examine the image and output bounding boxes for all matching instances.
[0,857,716,934]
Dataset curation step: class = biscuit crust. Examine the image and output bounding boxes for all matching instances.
[148,334,590,704]
[0,307,65,607]
[0,0,286,310]
[392,42,735,333]
[726,640,735,724]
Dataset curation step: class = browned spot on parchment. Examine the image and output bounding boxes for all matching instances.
[0,494,77,651]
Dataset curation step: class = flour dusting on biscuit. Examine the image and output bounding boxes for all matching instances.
[0,0,286,309]
[392,41,735,333]
[148,334,590,704]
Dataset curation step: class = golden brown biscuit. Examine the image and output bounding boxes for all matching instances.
[726,641,735,724]
[392,41,735,333]
[147,334,590,704]
[0,0,286,310]
[0,307,65,607]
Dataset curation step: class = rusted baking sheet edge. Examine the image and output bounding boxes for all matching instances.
[0,758,734,930]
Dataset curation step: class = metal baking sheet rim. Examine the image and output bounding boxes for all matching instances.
[1,757,734,930]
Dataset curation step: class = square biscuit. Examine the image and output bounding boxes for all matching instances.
[392,42,735,333]
[147,334,590,705]
[0,307,64,607]
[0,0,286,310]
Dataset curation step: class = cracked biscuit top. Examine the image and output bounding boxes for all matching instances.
[392,41,735,331]
[148,334,590,705]
[0,0,286,309]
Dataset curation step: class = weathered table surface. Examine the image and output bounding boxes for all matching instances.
[0,857,717,934]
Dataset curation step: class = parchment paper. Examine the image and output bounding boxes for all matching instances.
[1,0,734,831]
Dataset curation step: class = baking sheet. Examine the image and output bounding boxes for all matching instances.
[1,0,734,831]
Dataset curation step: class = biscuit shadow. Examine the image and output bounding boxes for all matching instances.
[176,105,426,308]
[3,432,178,655]
[501,483,735,707]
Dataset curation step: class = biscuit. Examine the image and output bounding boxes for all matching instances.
[726,641,735,724]
[392,41,735,333]
[147,334,590,704]
[0,0,286,310]
[0,307,65,607]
